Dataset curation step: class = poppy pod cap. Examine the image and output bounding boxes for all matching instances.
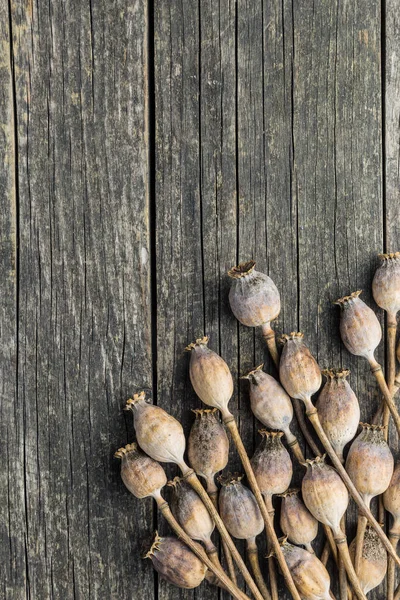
[186,337,233,414]
[115,443,167,499]
[168,476,215,542]
[218,474,264,540]
[125,392,186,468]
[279,488,319,548]
[301,455,348,533]
[345,423,394,505]
[383,461,400,536]
[279,538,331,600]
[227,260,281,328]
[372,252,400,316]
[349,526,387,594]
[316,369,360,462]
[279,333,322,405]
[187,408,229,484]
[144,532,207,589]
[250,430,293,497]
[335,291,382,360]
[242,364,294,432]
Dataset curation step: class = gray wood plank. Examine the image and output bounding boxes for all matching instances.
[293,1,383,598]
[0,2,27,598]
[7,0,153,598]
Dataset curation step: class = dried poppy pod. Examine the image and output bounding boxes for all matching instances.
[227,260,280,340]
[144,532,207,590]
[124,393,261,600]
[219,475,270,600]
[115,443,167,498]
[349,526,387,595]
[187,408,229,496]
[241,365,306,464]
[383,462,400,600]
[279,538,331,600]
[346,423,394,576]
[316,369,360,463]
[372,252,400,321]
[335,291,400,440]
[301,455,367,600]
[186,337,233,413]
[279,333,322,412]
[279,489,318,553]
[251,430,293,600]
[115,444,247,600]
[168,477,215,552]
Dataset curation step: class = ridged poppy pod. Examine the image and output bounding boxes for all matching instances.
[144,532,207,590]
[186,337,234,418]
[125,392,186,469]
[335,291,382,361]
[301,457,368,600]
[187,408,229,495]
[316,369,360,463]
[250,431,293,509]
[383,463,400,600]
[301,455,348,536]
[279,539,331,600]
[345,423,394,507]
[168,477,215,549]
[349,526,387,595]
[279,489,318,553]
[114,443,167,499]
[218,475,271,600]
[279,333,322,412]
[227,260,280,331]
[372,252,400,320]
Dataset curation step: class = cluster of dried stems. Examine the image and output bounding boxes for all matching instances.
[112,254,400,600]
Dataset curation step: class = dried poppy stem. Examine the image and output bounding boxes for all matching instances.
[384,462,400,600]
[247,538,271,600]
[381,321,398,439]
[115,445,247,600]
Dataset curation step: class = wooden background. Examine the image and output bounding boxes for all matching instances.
[1,0,399,598]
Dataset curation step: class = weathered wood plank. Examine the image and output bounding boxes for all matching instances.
[0,2,27,598]
[293,0,383,598]
[7,0,153,598]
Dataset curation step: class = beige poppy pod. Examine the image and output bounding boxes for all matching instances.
[218,475,264,540]
[241,364,294,434]
[114,443,167,499]
[168,477,215,547]
[250,431,293,501]
[334,291,382,361]
[316,369,360,463]
[187,409,229,494]
[227,260,281,328]
[144,532,207,590]
[384,462,400,536]
[301,455,348,535]
[279,333,322,411]
[372,252,400,319]
[349,526,387,594]
[345,423,394,507]
[125,392,186,469]
[186,337,233,416]
[279,489,318,553]
[279,539,331,600]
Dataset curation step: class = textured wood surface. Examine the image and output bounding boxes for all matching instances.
[1,0,399,598]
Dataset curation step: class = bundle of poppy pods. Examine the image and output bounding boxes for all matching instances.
[115,254,400,600]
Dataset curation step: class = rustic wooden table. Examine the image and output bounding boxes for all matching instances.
[1,0,399,599]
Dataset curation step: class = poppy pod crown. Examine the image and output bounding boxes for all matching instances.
[227,260,281,328]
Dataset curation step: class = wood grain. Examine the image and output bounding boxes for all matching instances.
[4,0,153,598]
